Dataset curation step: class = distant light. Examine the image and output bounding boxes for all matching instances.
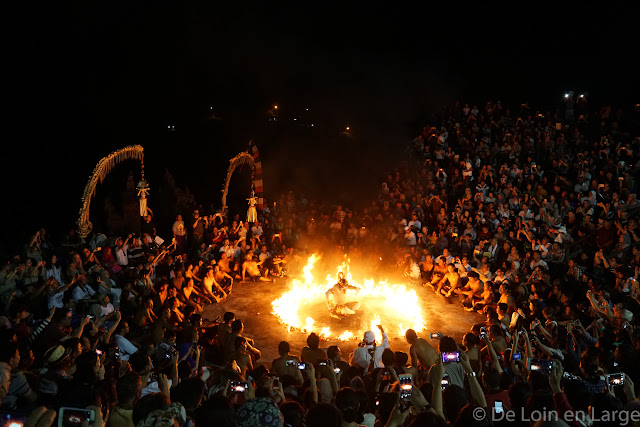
[311,124,314,127]
[293,118,297,121]
[274,105,278,109]
[306,108,309,111]
[564,93,569,98]
[579,94,585,98]
[346,127,350,131]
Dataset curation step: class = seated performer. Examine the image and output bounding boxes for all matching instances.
[325,272,361,319]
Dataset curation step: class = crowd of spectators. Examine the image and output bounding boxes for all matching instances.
[1,98,640,426]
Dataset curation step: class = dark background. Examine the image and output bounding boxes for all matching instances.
[2,1,637,253]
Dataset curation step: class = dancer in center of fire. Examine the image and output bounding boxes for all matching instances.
[325,271,361,319]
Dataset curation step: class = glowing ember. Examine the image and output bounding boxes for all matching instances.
[272,254,426,341]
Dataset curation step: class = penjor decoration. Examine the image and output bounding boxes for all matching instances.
[220,141,264,217]
[77,145,147,238]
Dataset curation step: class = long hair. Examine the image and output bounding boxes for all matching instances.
[335,387,361,424]
[73,351,99,385]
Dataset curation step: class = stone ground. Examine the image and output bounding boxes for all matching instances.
[202,276,484,364]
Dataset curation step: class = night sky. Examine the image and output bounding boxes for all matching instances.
[2,1,637,252]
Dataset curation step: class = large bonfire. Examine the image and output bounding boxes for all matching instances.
[271,254,426,342]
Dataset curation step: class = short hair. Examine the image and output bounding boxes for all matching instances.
[170,376,205,410]
[306,333,320,350]
[128,352,150,373]
[278,341,291,356]
[463,332,480,347]
[231,319,243,333]
[438,336,457,353]
[281,401,305,427]
[327,345,340,360]
[482,367,501,390]
[381,348,395,367]
[405,329,418,343]
[223,312,235,323]
[335,387,360,424]
[394,351,409,366]
[132,393,170,426]
[116,372,141,405]
[0,342,18,364]
[306,403,341,427]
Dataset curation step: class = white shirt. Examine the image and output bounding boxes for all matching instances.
[238,227,248,240]
[48,290,65,309]
[172,220,186,236]
[116,245,128,266]
[72,285,96,301]
[45,266,65,286]
[219,245,235,258]
[141,379,173,398]
[352,333,390,370]
[115,334,138,361]
[251,225,263,238]
[100,303,115,317]
[405,232,417,246]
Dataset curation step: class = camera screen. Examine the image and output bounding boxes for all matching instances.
[441,376,449,390]
[399,375,412,398]
[529,359,552,374]
[608,374,624,386]
[0,411,27,427]
[512,353,522,360]
[441,352,460,363]
[297,363,306,370]
[429,333,440,339]
[495,400,503,414]
[60,409,92,427]
[230,382,247,393]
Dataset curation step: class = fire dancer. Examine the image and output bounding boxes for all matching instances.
[325,272,361,319]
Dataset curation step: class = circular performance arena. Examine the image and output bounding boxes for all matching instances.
[202,253,483,362]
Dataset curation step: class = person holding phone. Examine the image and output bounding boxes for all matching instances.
[352,326,389,372]
[427,336,465,388]
[271,341,304,385]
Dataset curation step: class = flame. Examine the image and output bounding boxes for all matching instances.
[305,317,315,329]
[338,331,354,341]
[271,254,426,342]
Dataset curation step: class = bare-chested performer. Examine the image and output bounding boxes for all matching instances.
[463,281,495,312]
[214,264,234,292]
[217,252,233,275]
[458,271,484,308]
[271,341,304,385]
[230,336,253,379]
[435,264,461,297]
[425,257,447,290]
[202,267,228,302]
[241,253,274,282]
[325,272,361,319]
[405,329,439,370]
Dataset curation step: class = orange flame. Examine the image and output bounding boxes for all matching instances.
[271,254,426,341]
